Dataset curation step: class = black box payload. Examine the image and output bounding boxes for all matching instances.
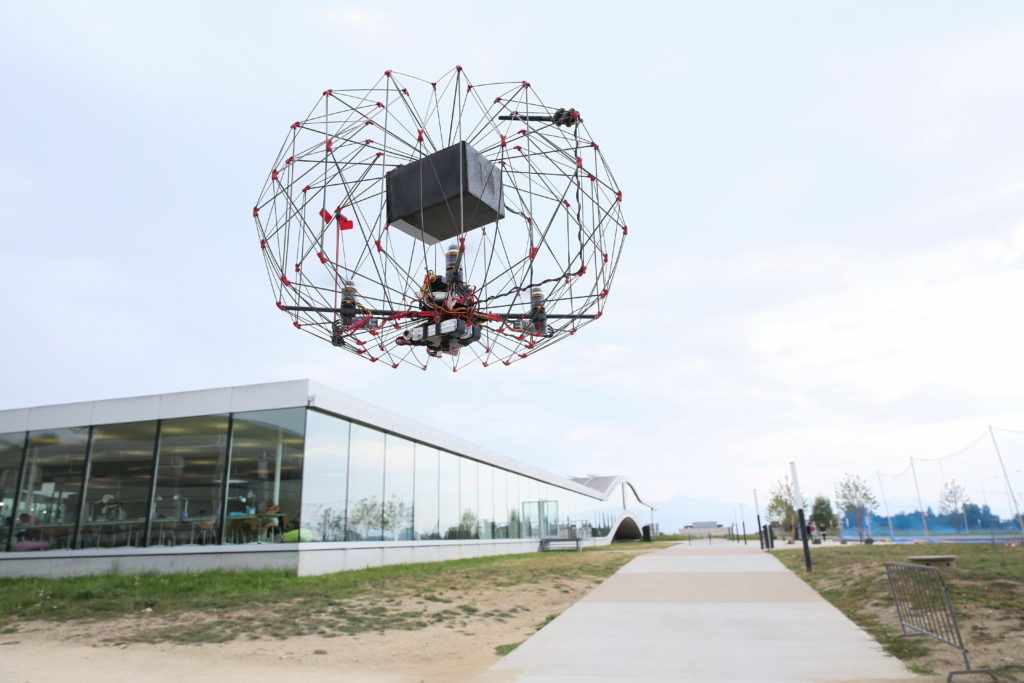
[386,141,504,245]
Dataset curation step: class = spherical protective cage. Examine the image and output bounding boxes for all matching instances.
[253,67,627,370]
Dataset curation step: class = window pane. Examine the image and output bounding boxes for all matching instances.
[506,472,521,539]
[414,446,439,539]
[347,424,384,541]
[301,410,350,542]
[81,421,156,549]
[522,475,539,538]
[439,451,460,539]
[152,415,229,546]
[459,458,478,539]
[384,435,414,541]
[1,432,25,551]
[226,408,305,544]
[492,469,508,539]
[16,428,90,550]
[541,499,559,537]
[478,464,493,539]
[561,490,573,534]
[557,489,570,537]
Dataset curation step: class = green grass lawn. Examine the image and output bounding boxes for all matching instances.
[774,543,1024,678]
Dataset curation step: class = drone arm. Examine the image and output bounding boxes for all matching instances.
[278,305,596,320]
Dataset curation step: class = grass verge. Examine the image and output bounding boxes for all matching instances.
[494,642,521,656]
[0,544,656,645]
[774,542,1024,677]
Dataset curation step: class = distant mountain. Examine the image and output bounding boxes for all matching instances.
[650,494,758,534]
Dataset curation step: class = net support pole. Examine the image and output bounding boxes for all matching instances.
[877,471,896,541]
[910,457,931,541]
[989,425,1024,540]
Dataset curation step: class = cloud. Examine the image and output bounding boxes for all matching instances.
[745,225,1024,404]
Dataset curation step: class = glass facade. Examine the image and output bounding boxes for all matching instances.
[1,404,652,554]
[383,436,414,541]
[151,415,229,546]
[16,428,90,549]
[346,424,385,541]
[82,420,158,548]
[413,446,439,540]
[1,432,26,551]
[300,410,349,542]
[225,409,305,544]
[438,450,460,539]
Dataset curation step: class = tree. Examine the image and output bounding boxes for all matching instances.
[383,495,412,540]
[810,496,837,533]
[835,474,878,542]
[766,479,807,533]
[445,509,479,539]
[316,506,345,542]
[459,509,479,539]
[347,496,382,540]
[939,479,970,533]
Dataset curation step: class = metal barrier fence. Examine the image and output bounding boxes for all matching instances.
[885,562,995,681]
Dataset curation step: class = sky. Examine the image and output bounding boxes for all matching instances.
[2,1,1023,528]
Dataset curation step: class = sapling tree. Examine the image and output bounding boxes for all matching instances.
[766,479,807,534]
[810,496,837,534]
[835,474,878,541]
[939,479,970,533]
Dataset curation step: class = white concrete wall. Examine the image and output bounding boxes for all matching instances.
[295,539,542,576]
[0,533,624,579]
[0,545,299,579]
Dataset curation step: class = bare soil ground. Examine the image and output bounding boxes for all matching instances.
[0,547,652,682]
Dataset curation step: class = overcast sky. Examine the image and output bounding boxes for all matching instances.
[2,1,1023,523]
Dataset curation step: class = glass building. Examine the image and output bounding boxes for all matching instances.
[0,381,654,577]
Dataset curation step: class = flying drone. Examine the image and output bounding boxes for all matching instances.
[252,67,628,370]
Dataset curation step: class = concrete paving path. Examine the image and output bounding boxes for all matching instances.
[480,540,920,682]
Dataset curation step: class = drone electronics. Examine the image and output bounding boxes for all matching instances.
[252,66,628,370]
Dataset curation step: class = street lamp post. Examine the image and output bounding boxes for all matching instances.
[753,488,764,549]
[790,461,812,572]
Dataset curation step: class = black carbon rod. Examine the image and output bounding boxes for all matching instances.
[278,305,596,320]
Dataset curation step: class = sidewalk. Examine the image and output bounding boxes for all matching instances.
[480,540,920,682]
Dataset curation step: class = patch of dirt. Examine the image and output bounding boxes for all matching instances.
[0,570,611,682]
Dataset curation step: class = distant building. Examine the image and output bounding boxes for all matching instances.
[0,380,654,577]
[681,521,729,536]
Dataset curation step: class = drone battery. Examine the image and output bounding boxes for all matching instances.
[404,318,479,347]
[386,141,504,245]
